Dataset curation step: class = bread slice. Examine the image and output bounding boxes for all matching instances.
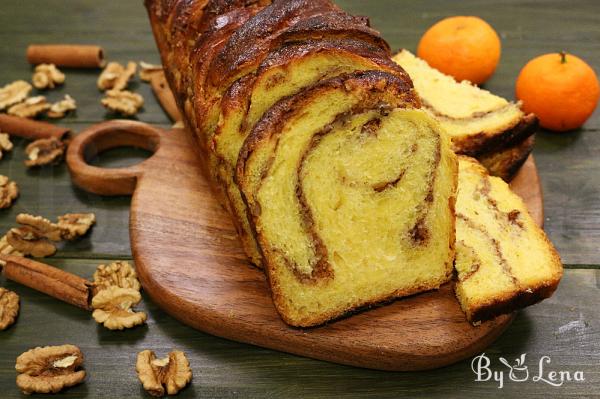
[454,156,562,323]
[392,50,538,178]
[236,71,457,327]
[213,39,405,266]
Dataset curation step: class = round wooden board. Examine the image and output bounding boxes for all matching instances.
[67,120,543,371]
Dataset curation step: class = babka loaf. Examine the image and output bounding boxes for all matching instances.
[454,156,562,323]
[393,50,538,180]
[146,0,458,327]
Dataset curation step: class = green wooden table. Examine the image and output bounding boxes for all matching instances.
[1,1,599,397]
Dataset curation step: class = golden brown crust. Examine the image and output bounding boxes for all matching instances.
[452,113,539,157]
[478,135,536,181]
[207,0,337,87]
[466,279,560,323]
[207,1,389,92]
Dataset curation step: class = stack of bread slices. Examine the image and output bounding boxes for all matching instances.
[146,0,562,327]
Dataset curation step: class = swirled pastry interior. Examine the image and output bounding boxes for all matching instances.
[237,71,457,326]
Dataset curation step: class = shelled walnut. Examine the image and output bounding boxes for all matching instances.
[91,286,147,330]
[93,261,140,292]
[0,287,19,330]
[101,90,144,116]
[97,61,137,91]
[139,61,163,82]
[0,133,14,160]
[15,344,86,394]
[7,96,50,118]
[136,350,192,397]
[57,213,95,240]
[32,64,66,90]
[0,235,23,257]
[0,80,32,110]
[16,213,63,241]
[7,227,56,257]
[25,137,65,167]
[47,94,76,119]
[0,175,18,209]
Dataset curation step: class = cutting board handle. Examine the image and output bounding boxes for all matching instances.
[66,120,164,195]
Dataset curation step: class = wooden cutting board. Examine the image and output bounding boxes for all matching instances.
[66,120,543,371]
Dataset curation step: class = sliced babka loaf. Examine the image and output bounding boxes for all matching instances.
[236,71,457,327]
[454,156,562,323]
[393,50,538,179]
[213,39,406,265]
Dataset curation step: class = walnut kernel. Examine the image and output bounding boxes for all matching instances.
[0,175,18,209]
[136,350,192,397]
[47,94,76,119]
[15,344,85,394]
[25,137,65,167]
[91,286,147,330]
[32,64,66,90]
[0,287,19,330]
[6,227,56,257]
[139,61,163,82]
[0,235,23,257]
[16,213,63,241]
[93,261,140,292]
[97,61,137,91]
[0,80,32,110]
[0,133,14,160]
[57,213,96,240]
[7,96,51,118]
[101,90,144,116]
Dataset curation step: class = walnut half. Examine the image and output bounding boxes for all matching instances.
[101,90,144,116]
[0,175,18,209]
[6,227,57,257]
[93,260,141,292]
[25,137,65,167]
[57,213,96,240]
[0,133,14,160]
[32,64,66,90]
[91,286,147,330]
[7,96,51,118]
[97,61,137,91]
[47,94,76,119]
[15,344,86,394]
[0,287,19,330]
[136,350,192,397]
[0,80,32,111]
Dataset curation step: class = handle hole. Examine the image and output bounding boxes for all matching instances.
[81,127,160,167]
[88,147,153,169]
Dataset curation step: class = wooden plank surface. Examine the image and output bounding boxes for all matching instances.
[0,261,598,398]
[0,0,598,397]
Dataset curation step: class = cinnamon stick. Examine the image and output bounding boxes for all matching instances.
[150,71,182,122]
[27,44,106,68]
[0,255,93,310]
[0,114,70,140]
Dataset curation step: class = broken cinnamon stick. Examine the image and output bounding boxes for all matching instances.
[0,114,70,140]
[0,255,93,310]
[150,71,183,122]
[27,44,106,68]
